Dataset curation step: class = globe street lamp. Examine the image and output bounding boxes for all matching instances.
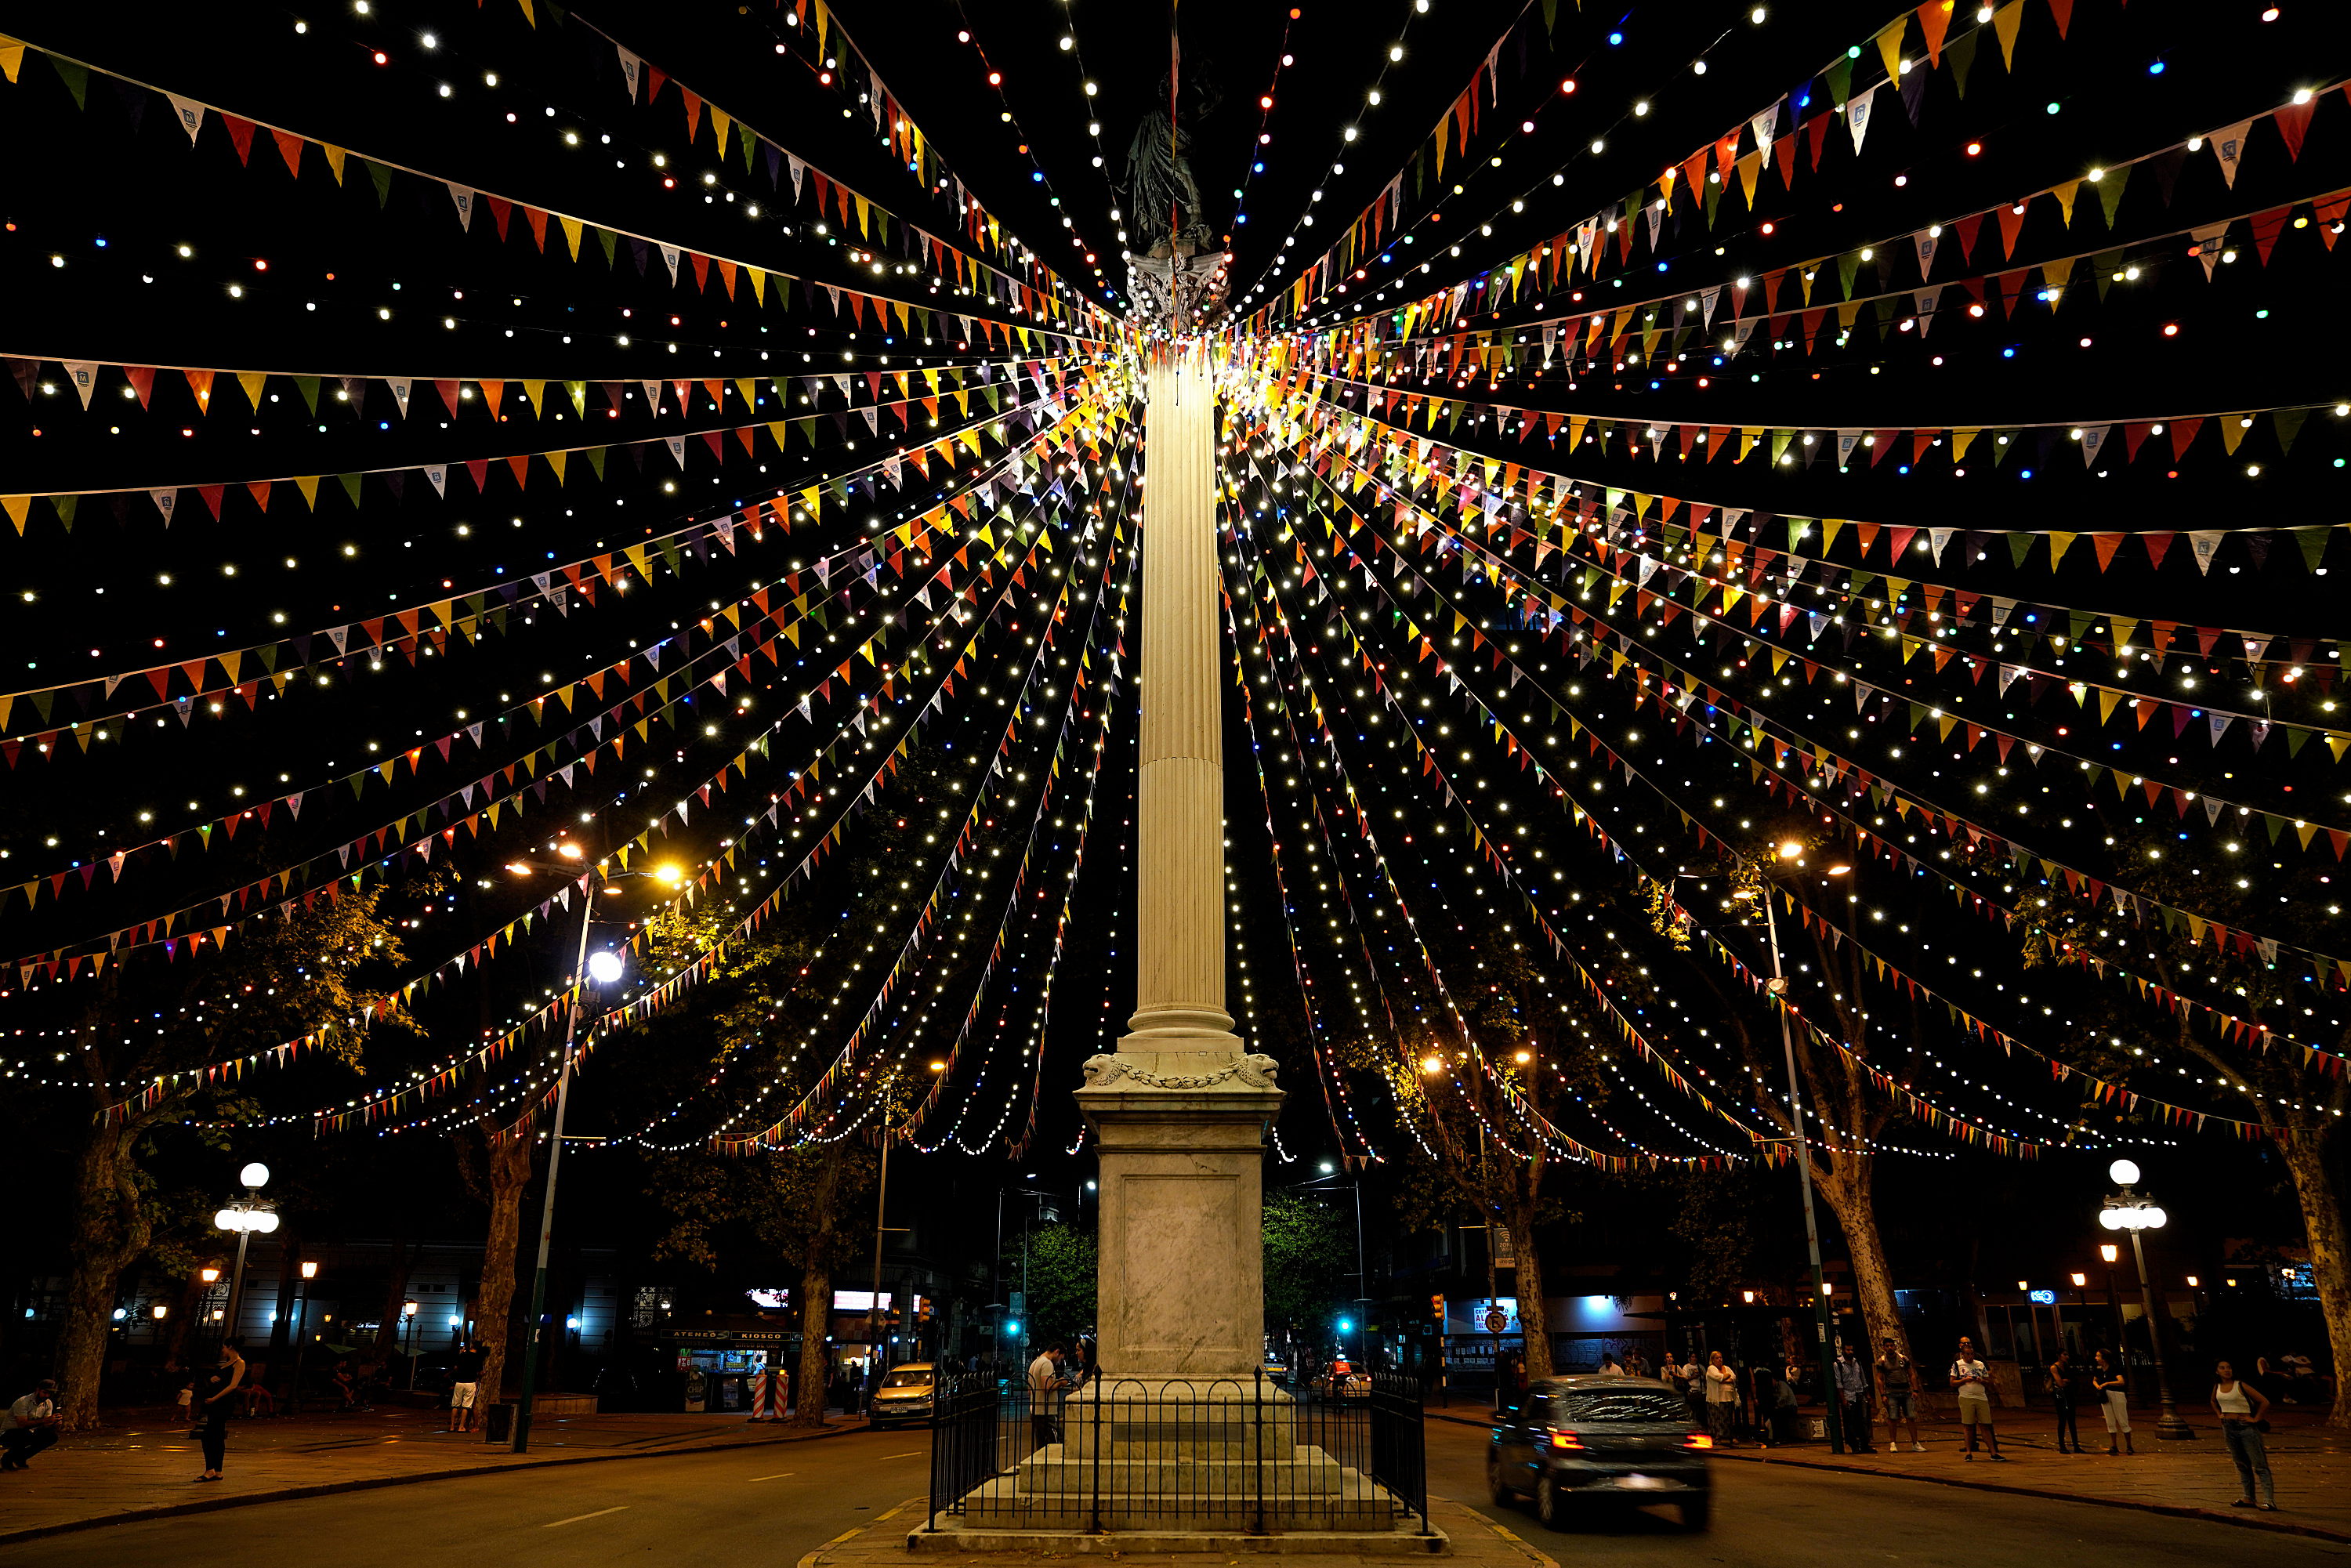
[212,1162,279,1345]
[2099,1160,2193,1440]
[502,846,683,1451]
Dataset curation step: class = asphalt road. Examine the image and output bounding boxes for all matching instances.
[5,1414,2346,1566]
[1425,1414,2351,1566]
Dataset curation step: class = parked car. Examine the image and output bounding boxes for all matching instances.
[1487,1375,1712,1531]
[870,1362,939,1428]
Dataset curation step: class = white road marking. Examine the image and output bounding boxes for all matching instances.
[748,1472,798,1482]
[544,1506,629,1528]
[879,1450,922,1460]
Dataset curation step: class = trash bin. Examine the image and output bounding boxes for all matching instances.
[484,1400,516,1443]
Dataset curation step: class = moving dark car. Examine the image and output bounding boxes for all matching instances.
[1487,1375,1712,1530]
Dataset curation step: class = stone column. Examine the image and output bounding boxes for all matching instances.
[1077,347,1282,1382]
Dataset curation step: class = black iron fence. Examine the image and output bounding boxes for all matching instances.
[924,1369,1428,1537]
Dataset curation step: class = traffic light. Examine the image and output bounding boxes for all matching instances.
[1430,1293,1445,1328]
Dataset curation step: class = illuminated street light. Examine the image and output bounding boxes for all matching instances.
[2100,1161,2192,1439]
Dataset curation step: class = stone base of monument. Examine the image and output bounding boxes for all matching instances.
[915,1379,1445,1552]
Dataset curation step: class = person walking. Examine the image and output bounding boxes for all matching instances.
[1834,1342,1875,1453]
[2047,1349,2086,1454]
[2212,1360,2276,1509]
[2092,1349,2134,1454]
[1704,1351,1741,1447]
[1027,1342,1069,1452]
[1951,1337,2005,1461]
[1875,1336,1922,1452]
[0,1379,61,1471]
[194,1340,246,1482]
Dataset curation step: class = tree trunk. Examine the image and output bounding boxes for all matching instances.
[1812,1153,1907,1371]
[52,1123,150,1432]
[2276,1127,2351,1430]
[473,1132,536,1404]
[1504,1211,1553,1381]
[790,1150,848,1429]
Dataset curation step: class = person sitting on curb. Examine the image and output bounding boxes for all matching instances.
[1951,1337,2006,1461]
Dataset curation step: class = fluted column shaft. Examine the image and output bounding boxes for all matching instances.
[1122,350,1240,1049]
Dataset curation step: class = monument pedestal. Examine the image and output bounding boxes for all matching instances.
[1076,1064,1282,1380]
[954,1379,1408,1537]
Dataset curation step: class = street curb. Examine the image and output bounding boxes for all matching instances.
[799,1496,922,1568]
[1712,1448,2351,1546]
[0,1418,866,1547]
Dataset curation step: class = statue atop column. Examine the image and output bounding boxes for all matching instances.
[1124,68,1219,260]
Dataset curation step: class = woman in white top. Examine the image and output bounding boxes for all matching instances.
[1702,1352,1741,1447]
[2210,1360,2276,1510]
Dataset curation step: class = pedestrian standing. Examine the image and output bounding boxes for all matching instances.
[1740,1363,1768,1448]
[1027,1342,1069,1452]
[2047,1349,2085,1454]
[1875,1336,1922,1452]
[0,1379,61,1471]
[194,1340,246,1482]
[2092,1349,2134,1454]
[1951,1337,2005,1461]
[447,1341,484,1433]
[1704,1351,1741,1447]
[1834,1342,1874,1452]
[2212,1360,2275,1509]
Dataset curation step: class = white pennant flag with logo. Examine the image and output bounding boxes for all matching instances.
[666,435,686,468]
[614,45,643,100]
[2188,531,2224,573]
[423,465,447,497]
[660,244,681,284]
[2079,425,2112,466]
[2209,120,2253,186]
[62,362,100,407]
[165,94,207,143]
[1846,86,1878,154]
[386,376,412,417]
[447,183,475,230]
[151,488,179,525]
[639,379,665,414]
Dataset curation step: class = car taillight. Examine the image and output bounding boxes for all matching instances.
[1549,1432,1585,1450]
[1683,1432,1714,1450]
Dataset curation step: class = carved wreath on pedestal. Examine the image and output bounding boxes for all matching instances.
[1081,1053,1279,1090]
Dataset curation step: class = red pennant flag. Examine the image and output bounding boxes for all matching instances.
[221,114,257,165]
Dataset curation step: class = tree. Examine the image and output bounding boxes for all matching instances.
[2024,838,2351,1429]
[1003,1222,1097,1353]
[454,1124,535,1402]
[1262,1191,1354,1350]
[1668,849,1914,1380]
[1375,941,1603,1381]
[45,884,422,1429]
[640,1139,873,1426]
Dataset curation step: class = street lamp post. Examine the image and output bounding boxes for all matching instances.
[212,1162,280,1346]
[506,847,683,1452]
[1696,849,1847,1454]
[291,1259,317,1413]
[2099,1160,2194,1440]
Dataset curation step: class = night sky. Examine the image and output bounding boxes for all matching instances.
[3,0,2349,1197]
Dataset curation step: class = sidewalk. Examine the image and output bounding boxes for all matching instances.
[1427,1403,2351,1542]
[0,1404,867,1544]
